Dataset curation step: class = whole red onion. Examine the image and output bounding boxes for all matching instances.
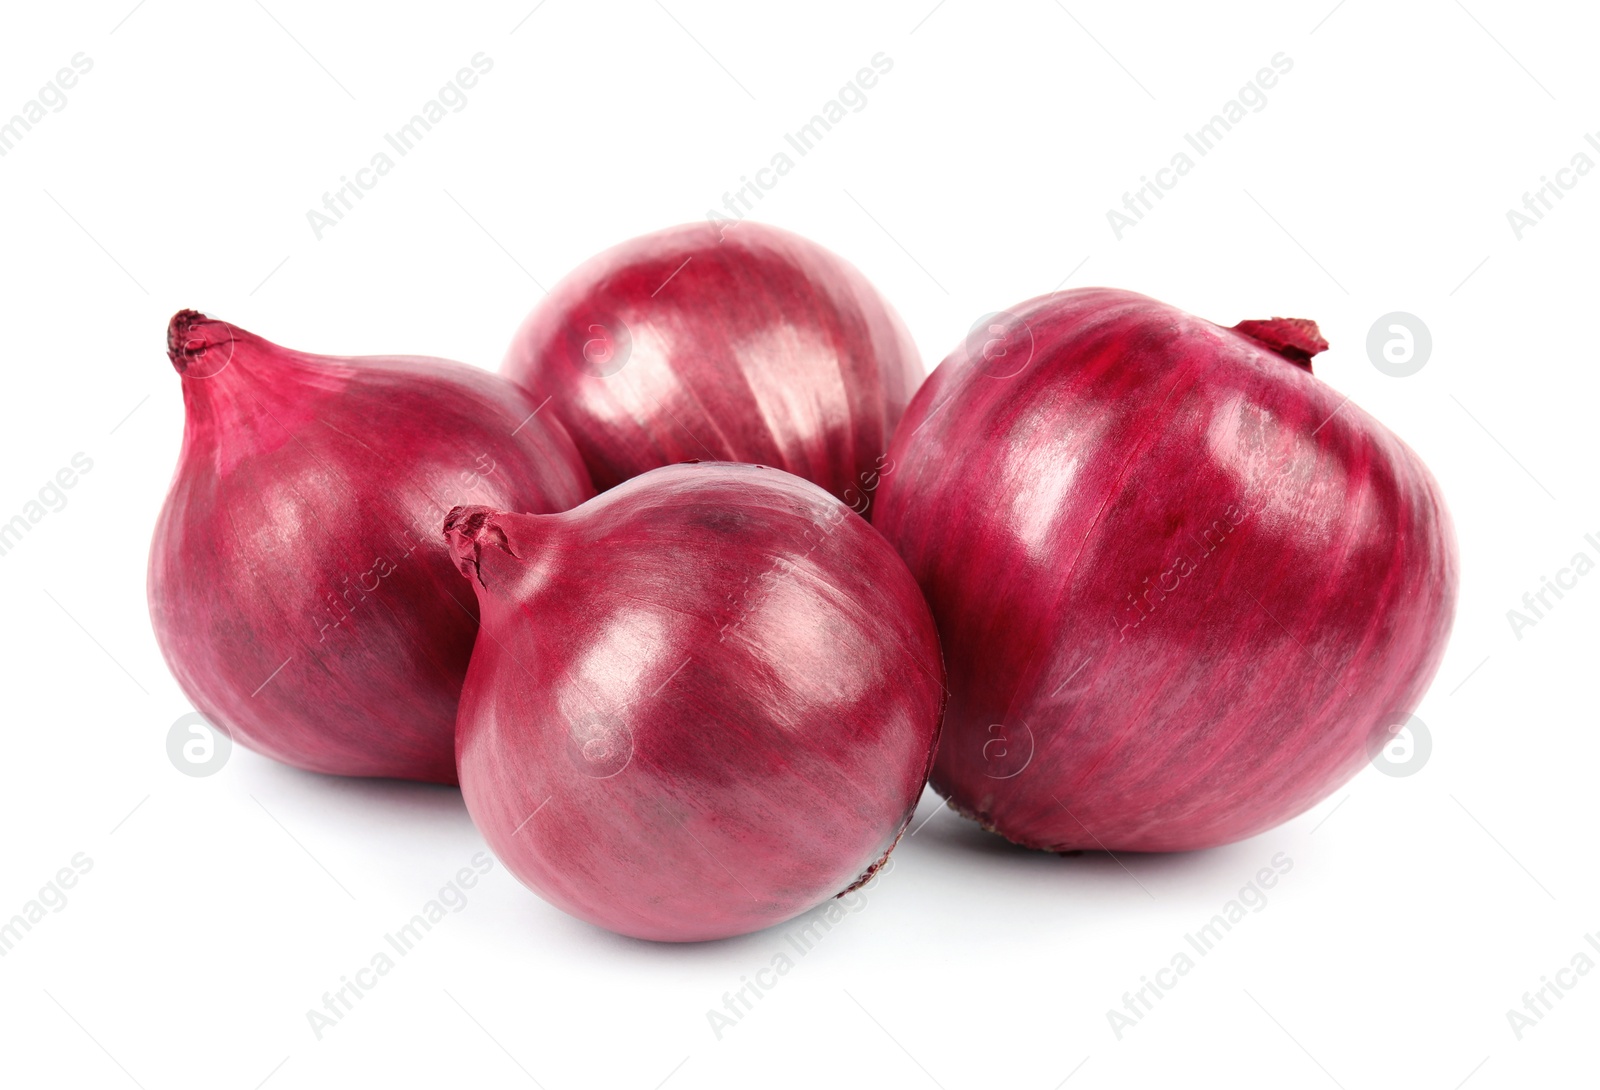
[873,288,1457,852]
[445,463,944,941]
[149,311,592,784]
[500,222,920,515]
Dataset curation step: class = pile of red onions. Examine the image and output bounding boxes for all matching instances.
[148,228,1458,942]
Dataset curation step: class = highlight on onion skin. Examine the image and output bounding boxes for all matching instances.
[500,221,921,516]
[873,288,1458,853]
[148,311,593,785]
[445,462,945,942]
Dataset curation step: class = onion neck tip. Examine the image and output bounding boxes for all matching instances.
[167,309,233,376]
[444,505,511,587]
[1229,317,1327,372]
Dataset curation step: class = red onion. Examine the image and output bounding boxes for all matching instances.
[148,311,592,784]
[873,288,1457,852]
[500,222,920,515]
[444,462,944,941]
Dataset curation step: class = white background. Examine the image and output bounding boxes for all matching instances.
[1,1,1595,1087]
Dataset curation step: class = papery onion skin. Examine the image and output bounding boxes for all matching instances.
[500,221,921,515]
[149,311,593,784]
[873,288,1457,852]
[446,463,944,941]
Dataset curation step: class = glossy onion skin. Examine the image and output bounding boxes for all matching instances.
[873,288,1458,852]
[446,463,944,941]
[500,221,921,514]
[149,312,593,784]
